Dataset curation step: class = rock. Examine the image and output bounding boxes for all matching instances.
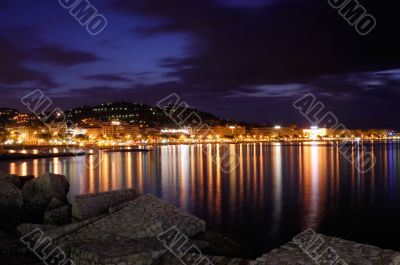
[155,253,249,265]
[71,188,139,220]
[0,230,8,239]
[18,175,35,189]
[43,205,71,225]
[22,173,70,210]
[15,223,59,237]
[194,231,246,258]
[251,233,400,265]
[71,238,167,265]
[0,233,42,265]
[0,172,21,189]
[46,197,66,211]
[126,195,206,237]
[70,194,206,249]
[108,201,130,214]
[0,176,23,214]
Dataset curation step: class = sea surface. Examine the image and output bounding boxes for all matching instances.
[1,142,400,256]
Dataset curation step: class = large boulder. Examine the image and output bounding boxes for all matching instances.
[0,172,21,189]
[22,173,70,211]
[0,176,23,214]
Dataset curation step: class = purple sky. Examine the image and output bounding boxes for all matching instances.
[0,0,399,128]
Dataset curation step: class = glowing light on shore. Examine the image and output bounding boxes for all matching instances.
[161,129,190,134]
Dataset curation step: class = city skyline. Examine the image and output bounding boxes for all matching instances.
[0,99,398,130]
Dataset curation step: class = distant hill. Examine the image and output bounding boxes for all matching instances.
[64,102,228,128]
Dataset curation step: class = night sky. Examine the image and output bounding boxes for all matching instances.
[0,0,399,128]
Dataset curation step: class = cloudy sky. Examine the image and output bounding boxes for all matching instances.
[0,0,399,128]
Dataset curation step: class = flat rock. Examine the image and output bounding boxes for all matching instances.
[71,188,139,220]
[16,223,59,236]
[250,232,400,265]
[71,238,167,265]
[155,253,249,265]
[126,195,206,237]
[194,230,245,258]
[68,195,205,256]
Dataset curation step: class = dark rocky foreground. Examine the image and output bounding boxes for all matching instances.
[1,173,399,265]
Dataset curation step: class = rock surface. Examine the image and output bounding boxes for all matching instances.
[70,195,197,244]
[71,188,139,220]
[16,223,59,236]
[250,233,400,265]
[0,172,21,189]
[194,230,246,258]
[71,238,167,265]
[66,195,206,264]
[22,173,70,210]
[3,187,400,265]
[155,253,249,265]
[46,197,66,211]
[43,205,71,225]
[0,175,23,214]
[18,175,35,189]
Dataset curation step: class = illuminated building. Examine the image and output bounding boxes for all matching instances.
[84,121,140,139]
[250,125,301,139]
[208,125,245,138]
[303,127,328,140]
[48,123,68,137]
[5,126,45,144]
[160,128,191,134]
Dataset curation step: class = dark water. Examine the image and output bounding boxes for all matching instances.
[1,142,400,256]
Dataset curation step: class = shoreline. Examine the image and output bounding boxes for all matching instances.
[1,138,399,149]
[0,152,87,162]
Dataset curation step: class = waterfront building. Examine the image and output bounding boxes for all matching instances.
[47,123,68,137]
[250,125,301,139]
[302,127,328,140]
[206,125,245,138]
[5,126,46,144]
[84,121,141,139]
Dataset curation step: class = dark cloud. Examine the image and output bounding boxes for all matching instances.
[0,38,56,88]
[0,1,7,10]
[82,74,134,82]
[113,0,400,97]
[68,86,132,101]
[33,45,101,66]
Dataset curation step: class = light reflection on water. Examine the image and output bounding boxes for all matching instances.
[1,142,400,255]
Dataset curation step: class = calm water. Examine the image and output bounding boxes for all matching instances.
[1,142,400,256]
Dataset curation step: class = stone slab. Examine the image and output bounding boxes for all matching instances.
[70,195,205,247]
[44,205,71,225]
[72,189,139,220]
[71,238,167,265]
[155,253,249,265]
[250,233,400,265]
[126,195,207,237]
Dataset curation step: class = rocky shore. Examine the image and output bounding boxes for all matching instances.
[1,173,399,265]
